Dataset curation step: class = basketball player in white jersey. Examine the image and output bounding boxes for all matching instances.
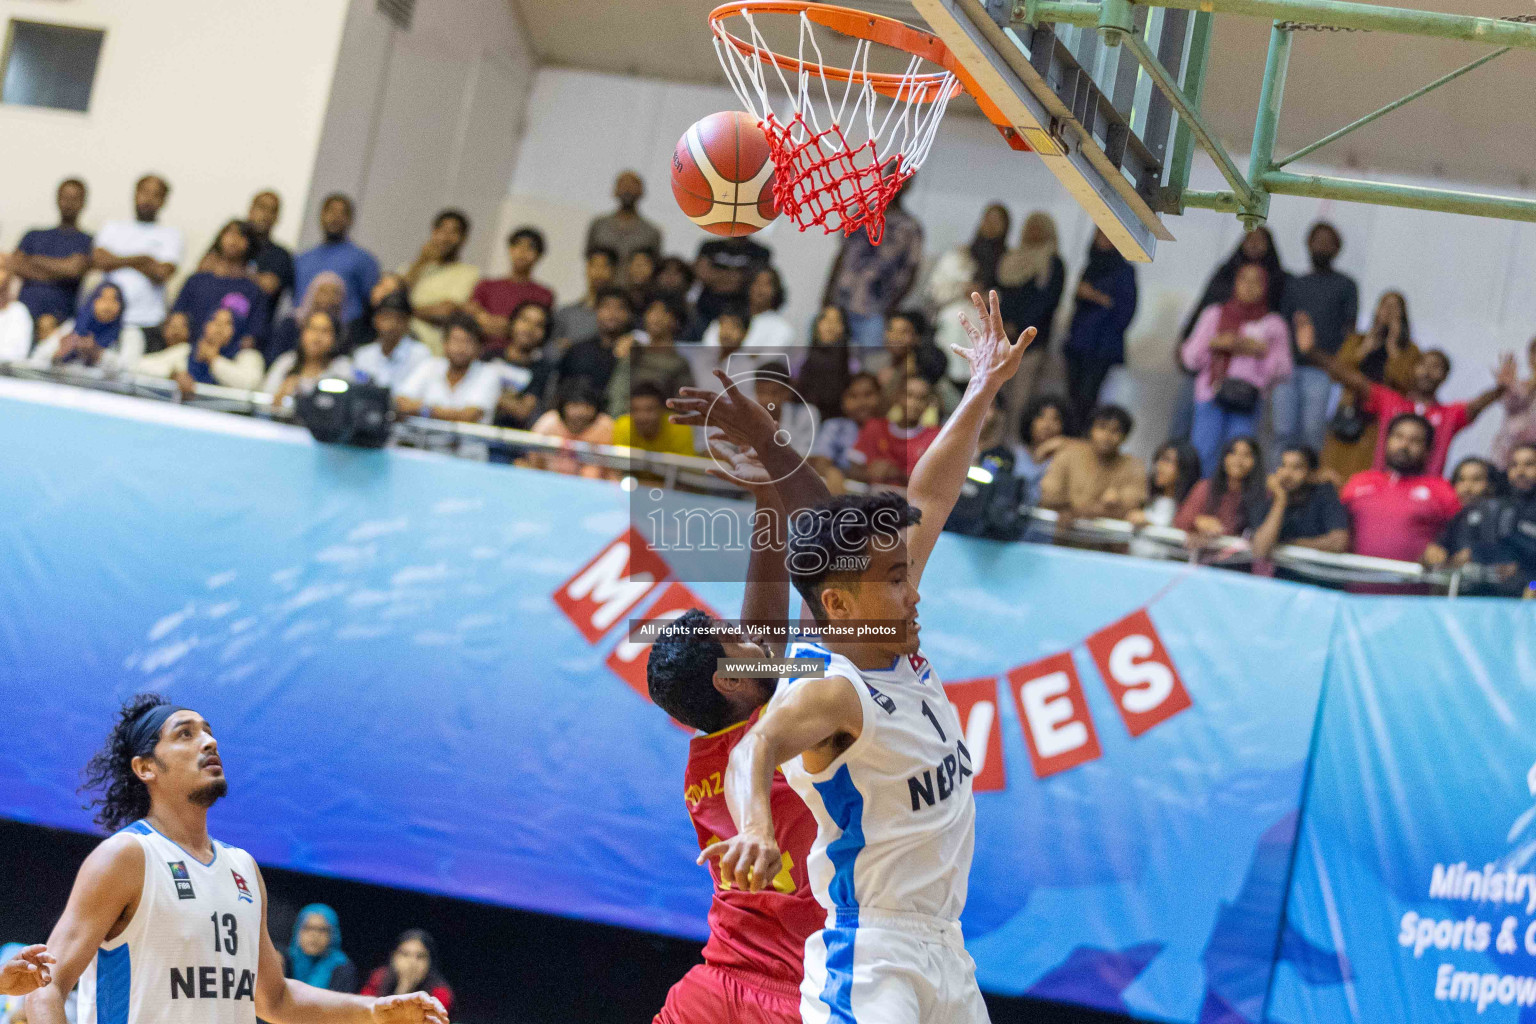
[25,694,448,1024]
[696,291,1034,1024]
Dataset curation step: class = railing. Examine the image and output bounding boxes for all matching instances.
[0,360,1480,594]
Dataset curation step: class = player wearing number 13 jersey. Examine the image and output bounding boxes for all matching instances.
[25,694,447,1024]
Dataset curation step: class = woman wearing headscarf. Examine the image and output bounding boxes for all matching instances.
[995,211,1067,417]
[1181,262,1292,475]
[922,203,1011,311]
[361,930,454,1016]
[29,282,146,371]
[1063,229,1138,429]
[268,270,348,365]
[135,293,266,393]
[1170,227,1287,440]
[284,904,357,993]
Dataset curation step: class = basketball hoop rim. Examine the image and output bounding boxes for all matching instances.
[708,0,963,104]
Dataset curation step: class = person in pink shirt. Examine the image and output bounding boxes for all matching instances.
[1181,263,1293,475]
[524,380,615,480]
[1296,313,1511,478]
[1340,412,1460,563]
[1491,336,1536,469]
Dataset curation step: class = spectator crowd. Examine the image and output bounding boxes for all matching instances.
[3,169,1534,596]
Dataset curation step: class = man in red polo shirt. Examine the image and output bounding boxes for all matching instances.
[1341,412,1460,563]
[1296,312,1512,477]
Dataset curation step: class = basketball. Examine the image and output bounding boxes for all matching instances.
[671,109,778,236]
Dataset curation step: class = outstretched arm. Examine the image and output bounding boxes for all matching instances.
[253,867,446,1024]
[705,441,792,652]
[905,290,1034,584]
[699,673,864,891]
[1467,353,1517,422]
[1295,313,1371,401]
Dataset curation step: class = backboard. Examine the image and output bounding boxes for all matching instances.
[908,0,1188,261]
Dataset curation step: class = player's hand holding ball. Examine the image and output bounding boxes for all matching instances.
[371,990,450,1024]
[699,830,782,893]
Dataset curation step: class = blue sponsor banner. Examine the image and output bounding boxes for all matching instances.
[1271,600,1536,1024]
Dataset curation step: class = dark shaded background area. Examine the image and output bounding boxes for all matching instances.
[0,820,1132,1024]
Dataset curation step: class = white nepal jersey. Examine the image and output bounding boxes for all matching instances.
[778,642,977,927]
[78,821,263,1024]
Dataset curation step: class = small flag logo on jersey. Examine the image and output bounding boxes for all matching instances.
[168,861,195,899]
[231,869,254,903]
[865,683,897,714]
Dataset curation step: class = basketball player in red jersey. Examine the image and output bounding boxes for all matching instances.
[646,391,833,1024]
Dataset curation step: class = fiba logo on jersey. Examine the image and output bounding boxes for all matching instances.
[167,860,196,900]
[230,869,253,904]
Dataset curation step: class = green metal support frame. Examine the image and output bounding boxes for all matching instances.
[1019,0,1536,228]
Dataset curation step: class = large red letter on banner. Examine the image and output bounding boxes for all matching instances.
[1007,653,1101,778]
[943,678,1006,792]
[606,582,716,703]
[1085,608,1192,737]
[553,528,670,643]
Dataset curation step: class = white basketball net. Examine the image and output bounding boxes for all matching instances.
[711,8,958,242]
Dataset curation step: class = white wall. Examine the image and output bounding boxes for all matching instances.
[501,66,1536,466]
[305,0,536,275]
[0,0,349,256]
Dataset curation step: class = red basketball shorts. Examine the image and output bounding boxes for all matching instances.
[653,963,802,1024]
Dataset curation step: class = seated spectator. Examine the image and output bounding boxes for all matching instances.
[613,381,696,457]
[352,290,430,389]
[1298,312,1509,479]
[849,376,940,487]
[295,193,379,325]
[797,305,852,421]
[552,247,618,349]
[1250,444,1351,561]
[30,283,145,371]
[361,929,453,1016]
[402,209,480,355]
[1012,395,1072,506]
[271,272,348,365]
[136,298,265,393]
[1319,290,1419,480]
[606,294,694,413]
[1181,263,1293,475]
[1038,404,1147,520]
[10,178,92,325]
[284,904,356,993]
[924,203,1009,311]
[1491,336,1536,469]
[93,174,182,328]
[809,372,883,493]
[624,248,658,310]
[263,310,353,403]
[1340,413,1460,562]
[554,287,633,406]
[143,310,192,358]
[692,236,772,338]
[702,267,793,350]
[0,268,35,362]
[653,255,695,300]
[493,301,554,429]
[1127,441,1203,556]
[174,220,269,350]
[1479,443,1536,591]
[467,227,555,357]
[587,170,663,269]
[1423,456,1503,574]
[244,190,294,324]
[873,311,948,414]
[1063,230,1137,429]
[1175,436,1266,542]
[753,366,818,456]
[394,315,500,424]
[344,273,408,354]
[526,381,615,478]
[702,304,753,382]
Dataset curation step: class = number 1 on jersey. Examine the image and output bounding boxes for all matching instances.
[921,700,946,742]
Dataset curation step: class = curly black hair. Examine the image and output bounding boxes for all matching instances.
[81,692,169,833]
[647,608,732,734]
[788,492,921,622]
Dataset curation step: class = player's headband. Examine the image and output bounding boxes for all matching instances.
[127,704,191,758]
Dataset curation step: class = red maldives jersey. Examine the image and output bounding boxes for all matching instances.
[686,710,822,985]
[1364,383,1469,478]
[1341,469,1460,562]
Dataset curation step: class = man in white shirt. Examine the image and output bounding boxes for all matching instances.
[0,267,35,362]
[91,174,183,327]
[352,290,430,389]
[394,313,502,424]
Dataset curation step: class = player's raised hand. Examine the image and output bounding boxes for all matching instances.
[953,290,1034,393]
[371,991,450,1024]
[705,440,772,492]
[668,369,779,449]
[0,944,54,996]
[698,830,782,893]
